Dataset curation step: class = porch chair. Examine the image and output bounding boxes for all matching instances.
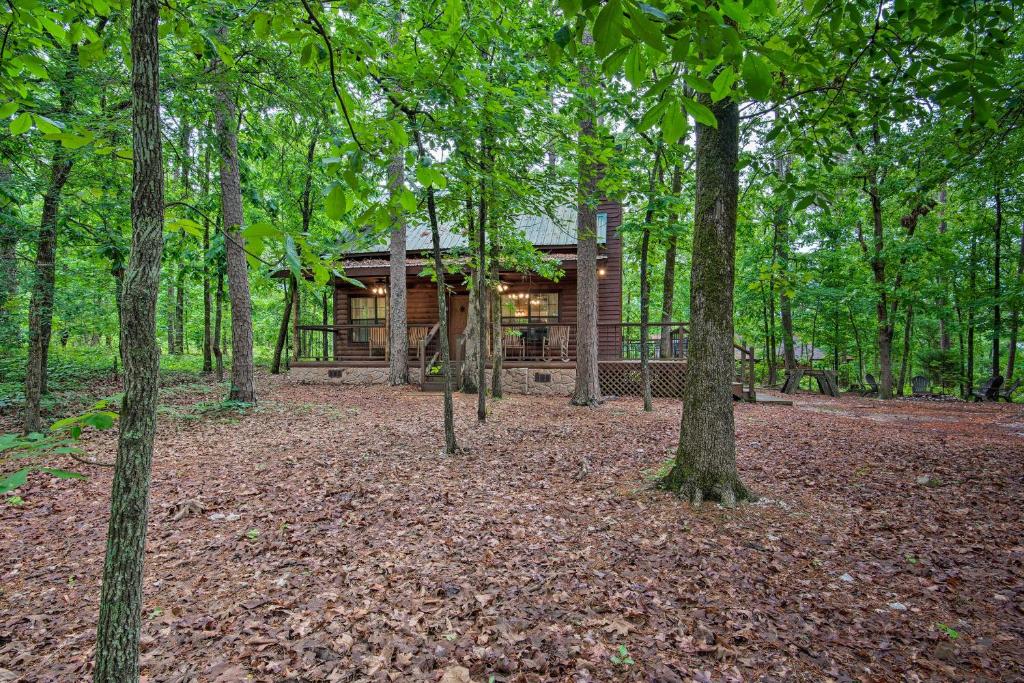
[969,375,1003,402]
[368,326,387,358]
[1000,378,1022,402]
[542,324,571,362]
[861,374,879,397]
[911,375,930,395]
[408,325,430,360]
[502,328,525,360]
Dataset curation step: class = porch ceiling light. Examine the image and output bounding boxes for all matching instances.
[598,267,607,276]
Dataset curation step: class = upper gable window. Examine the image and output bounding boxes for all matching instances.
[597,212,608,244]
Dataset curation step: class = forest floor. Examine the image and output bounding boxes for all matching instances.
[1,375,1022,682]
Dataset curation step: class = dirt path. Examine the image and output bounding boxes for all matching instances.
[2,380,1022,681]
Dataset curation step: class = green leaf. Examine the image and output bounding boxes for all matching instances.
[553,25,571,48]
[242,221,280,239]
[40,16,68,44]
[593,0,623,58]
[254,12,271,39]
[9,112,32,135]
[0,101,17,118]
[741,53,772,100]
[662,103,688,144]
[32,114,62,134]
[711,67,736,102]
[325,183,347,220]
[624,44,645,87]
[284,235,302,277]
[79,39,104,66]
[37,467,86,480]
[682,97,716,128]
[398,188,418,212]
[82,412,116,429]
[0,468,30,494]
[16,54,48,79]
[637,99,670,132]
[628,3,665,52]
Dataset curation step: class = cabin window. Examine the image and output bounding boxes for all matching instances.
[501,292,558,323]
[349,296,386,342]
[597,212,608,243]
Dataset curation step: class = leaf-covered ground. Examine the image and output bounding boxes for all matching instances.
[2,377,1022,682]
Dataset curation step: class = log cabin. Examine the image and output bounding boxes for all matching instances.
[289,199,756,399]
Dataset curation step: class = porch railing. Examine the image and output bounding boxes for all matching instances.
[596,322,688,360]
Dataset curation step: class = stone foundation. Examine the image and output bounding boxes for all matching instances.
[288,365,574,395]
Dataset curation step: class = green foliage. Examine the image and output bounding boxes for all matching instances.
[918,349,961,391]
[610,644,635,667]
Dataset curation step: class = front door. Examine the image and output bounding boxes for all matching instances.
[448,295,470,359]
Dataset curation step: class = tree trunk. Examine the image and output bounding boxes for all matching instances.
[213,269,224,382]
[896,304,913,396]
[489,236,502,398]
[290,277,300,361]
[967,236,977,395]
[571,34,601,406]
[201,143,213,373]
[638,142,662,412]
[165,274,175,352]
[93,0,163,676]
[174,269,185,354]
[660,164,681,360]
[462,192,480,394]
[24,149,72,433]
[0,165,18,347]
[1006,218,1024,381]
[213,31,256,404]
[938,186,952,352]
[662,97,747,505]
[387,141,409,385]
[321,291,329,360]
[476,173,488,420]
[271,276,294,374]
[992,189,1002,378]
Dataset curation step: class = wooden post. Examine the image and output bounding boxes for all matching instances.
[747,345,757,402]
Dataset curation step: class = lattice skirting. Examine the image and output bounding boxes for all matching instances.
[598,361,687,398]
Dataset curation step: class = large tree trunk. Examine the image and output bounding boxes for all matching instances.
[992,189,1002,378]
[23,149,72,433]
[571,36,601,406]
[271,276,294,374]
[662,97,747,506]
[201,143,213,373]
[660,164,681,360]
[213,32,256,404]
[1006,218,1024,381]
[387,142,408,385]
[93,0,163,676]
[0,165,18,346]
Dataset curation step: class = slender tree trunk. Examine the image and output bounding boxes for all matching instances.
[896,304,913,396]
[24,149,72,433]
[660,164,681,359]
[938,186,952,352]
[1006,218,1024,381]
[476,172,487,420]
[462,192,480,394]
[201,143,213,373]
[967,236,977,395]
[489,237,502,397]
[93,0,163,676]
[213,269,224,382]
[290,277,300,361]
[0,166,18,346]
[993,189,1002,378]
[774,157,796,372]
[571,33,601,406]
[213,31,256,403]
[414,128,457,454]
[321,291,329,360]
[387,138,409,385]
[165,274,175,352]
[638,142,662,412]
[271,277,294,374]
[662,97,747,505]
[174,270,185,354]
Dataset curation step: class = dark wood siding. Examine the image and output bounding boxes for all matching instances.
[597,199,623,357]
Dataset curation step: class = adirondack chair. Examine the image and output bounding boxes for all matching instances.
[861,373,880,396]
[1000,378,1022,402]
[502,328,525,359]
[911,375,930,395]
[408,325,430,360]
[542,324,571,361]
[969,375,1004,402]
[368,326,387,357]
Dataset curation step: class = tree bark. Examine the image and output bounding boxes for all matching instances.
[662,97,747,506]
[387,140,409,385]
[201,142,213,373]
[489,236,502,398]
[24,148,72,433]
[213,268,224,382]
[660,164,681,360]
[896,304,913,396]
[0,165,18,347]
[638,142,662,412]
[938,186,952,352]
[992,189,1002,378]
[271,276,294,374]
[462,192,480,394]
[1006,218,1024,381]
[967,236,976,395]
[476,175,487,420]
[93,0,163,677]
[213,30,256,403]
[571,33,601,406]
[174,269,185,354]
